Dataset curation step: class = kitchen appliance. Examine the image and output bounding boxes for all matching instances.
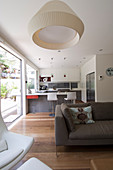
[40,85,47,90]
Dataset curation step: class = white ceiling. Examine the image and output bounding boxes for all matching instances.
[0,0,113,69]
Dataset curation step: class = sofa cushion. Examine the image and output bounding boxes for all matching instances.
[61,103,75,131]
[70,106,95,124]
[0,148,23,168]
[69,120,113,140]
[91,102,113,120]
[0,139,8,152]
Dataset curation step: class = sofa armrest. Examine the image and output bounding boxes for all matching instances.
[55,105,69,146]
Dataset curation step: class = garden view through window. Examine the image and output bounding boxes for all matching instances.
[0,47,22,127]
[26,64,36,94]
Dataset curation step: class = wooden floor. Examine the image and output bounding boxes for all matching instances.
[11,112,113,170]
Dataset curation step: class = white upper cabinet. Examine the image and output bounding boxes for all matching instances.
[39,68,80,82]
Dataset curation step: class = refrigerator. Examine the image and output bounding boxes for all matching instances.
[86,72,95,102]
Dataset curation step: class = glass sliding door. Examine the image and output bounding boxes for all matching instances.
[0,46,22,127]
[26,64,36,94]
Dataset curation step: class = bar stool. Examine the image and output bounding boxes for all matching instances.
[47,93,58,117]
[64,92,76,104]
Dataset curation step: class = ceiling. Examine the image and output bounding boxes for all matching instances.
[0,0,113,69]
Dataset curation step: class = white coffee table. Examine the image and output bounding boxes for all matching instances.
[17,157,52,170]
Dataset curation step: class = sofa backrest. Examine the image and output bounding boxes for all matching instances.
[91,102,113,121]
[67,103,91,108]
[66,102,113,121]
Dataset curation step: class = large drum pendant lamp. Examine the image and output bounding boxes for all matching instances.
[28,0,84,50]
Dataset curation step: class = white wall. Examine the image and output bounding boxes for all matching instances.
[80,56,96,102]
[39,67,80,82]
[96,54,113,102]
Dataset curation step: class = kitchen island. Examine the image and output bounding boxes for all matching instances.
[26,90,81,113]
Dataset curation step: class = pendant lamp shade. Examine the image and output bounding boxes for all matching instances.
[28,0,84,50]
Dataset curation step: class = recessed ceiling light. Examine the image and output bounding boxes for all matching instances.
[99,49,103,51]
[58,50,61,52]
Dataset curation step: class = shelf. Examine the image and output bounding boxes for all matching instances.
[39,76,51,82]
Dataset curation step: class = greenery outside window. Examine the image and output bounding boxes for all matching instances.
[26,64,37,94]
[0,46,22,127]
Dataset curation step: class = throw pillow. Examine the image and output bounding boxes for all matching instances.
[70,106,95,124]
[0,139,8,152]
[61,103,75,132]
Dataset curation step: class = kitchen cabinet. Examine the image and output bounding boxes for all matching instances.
[39,68,80,82]
[40,76,51,82]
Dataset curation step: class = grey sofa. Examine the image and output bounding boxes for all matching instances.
[55,102,113,146]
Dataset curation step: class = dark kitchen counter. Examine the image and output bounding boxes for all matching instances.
[26,90,81,113]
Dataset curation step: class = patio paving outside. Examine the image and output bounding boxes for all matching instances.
[1,98,17,118]
[1,98,16,112]
[1,98,21,127]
